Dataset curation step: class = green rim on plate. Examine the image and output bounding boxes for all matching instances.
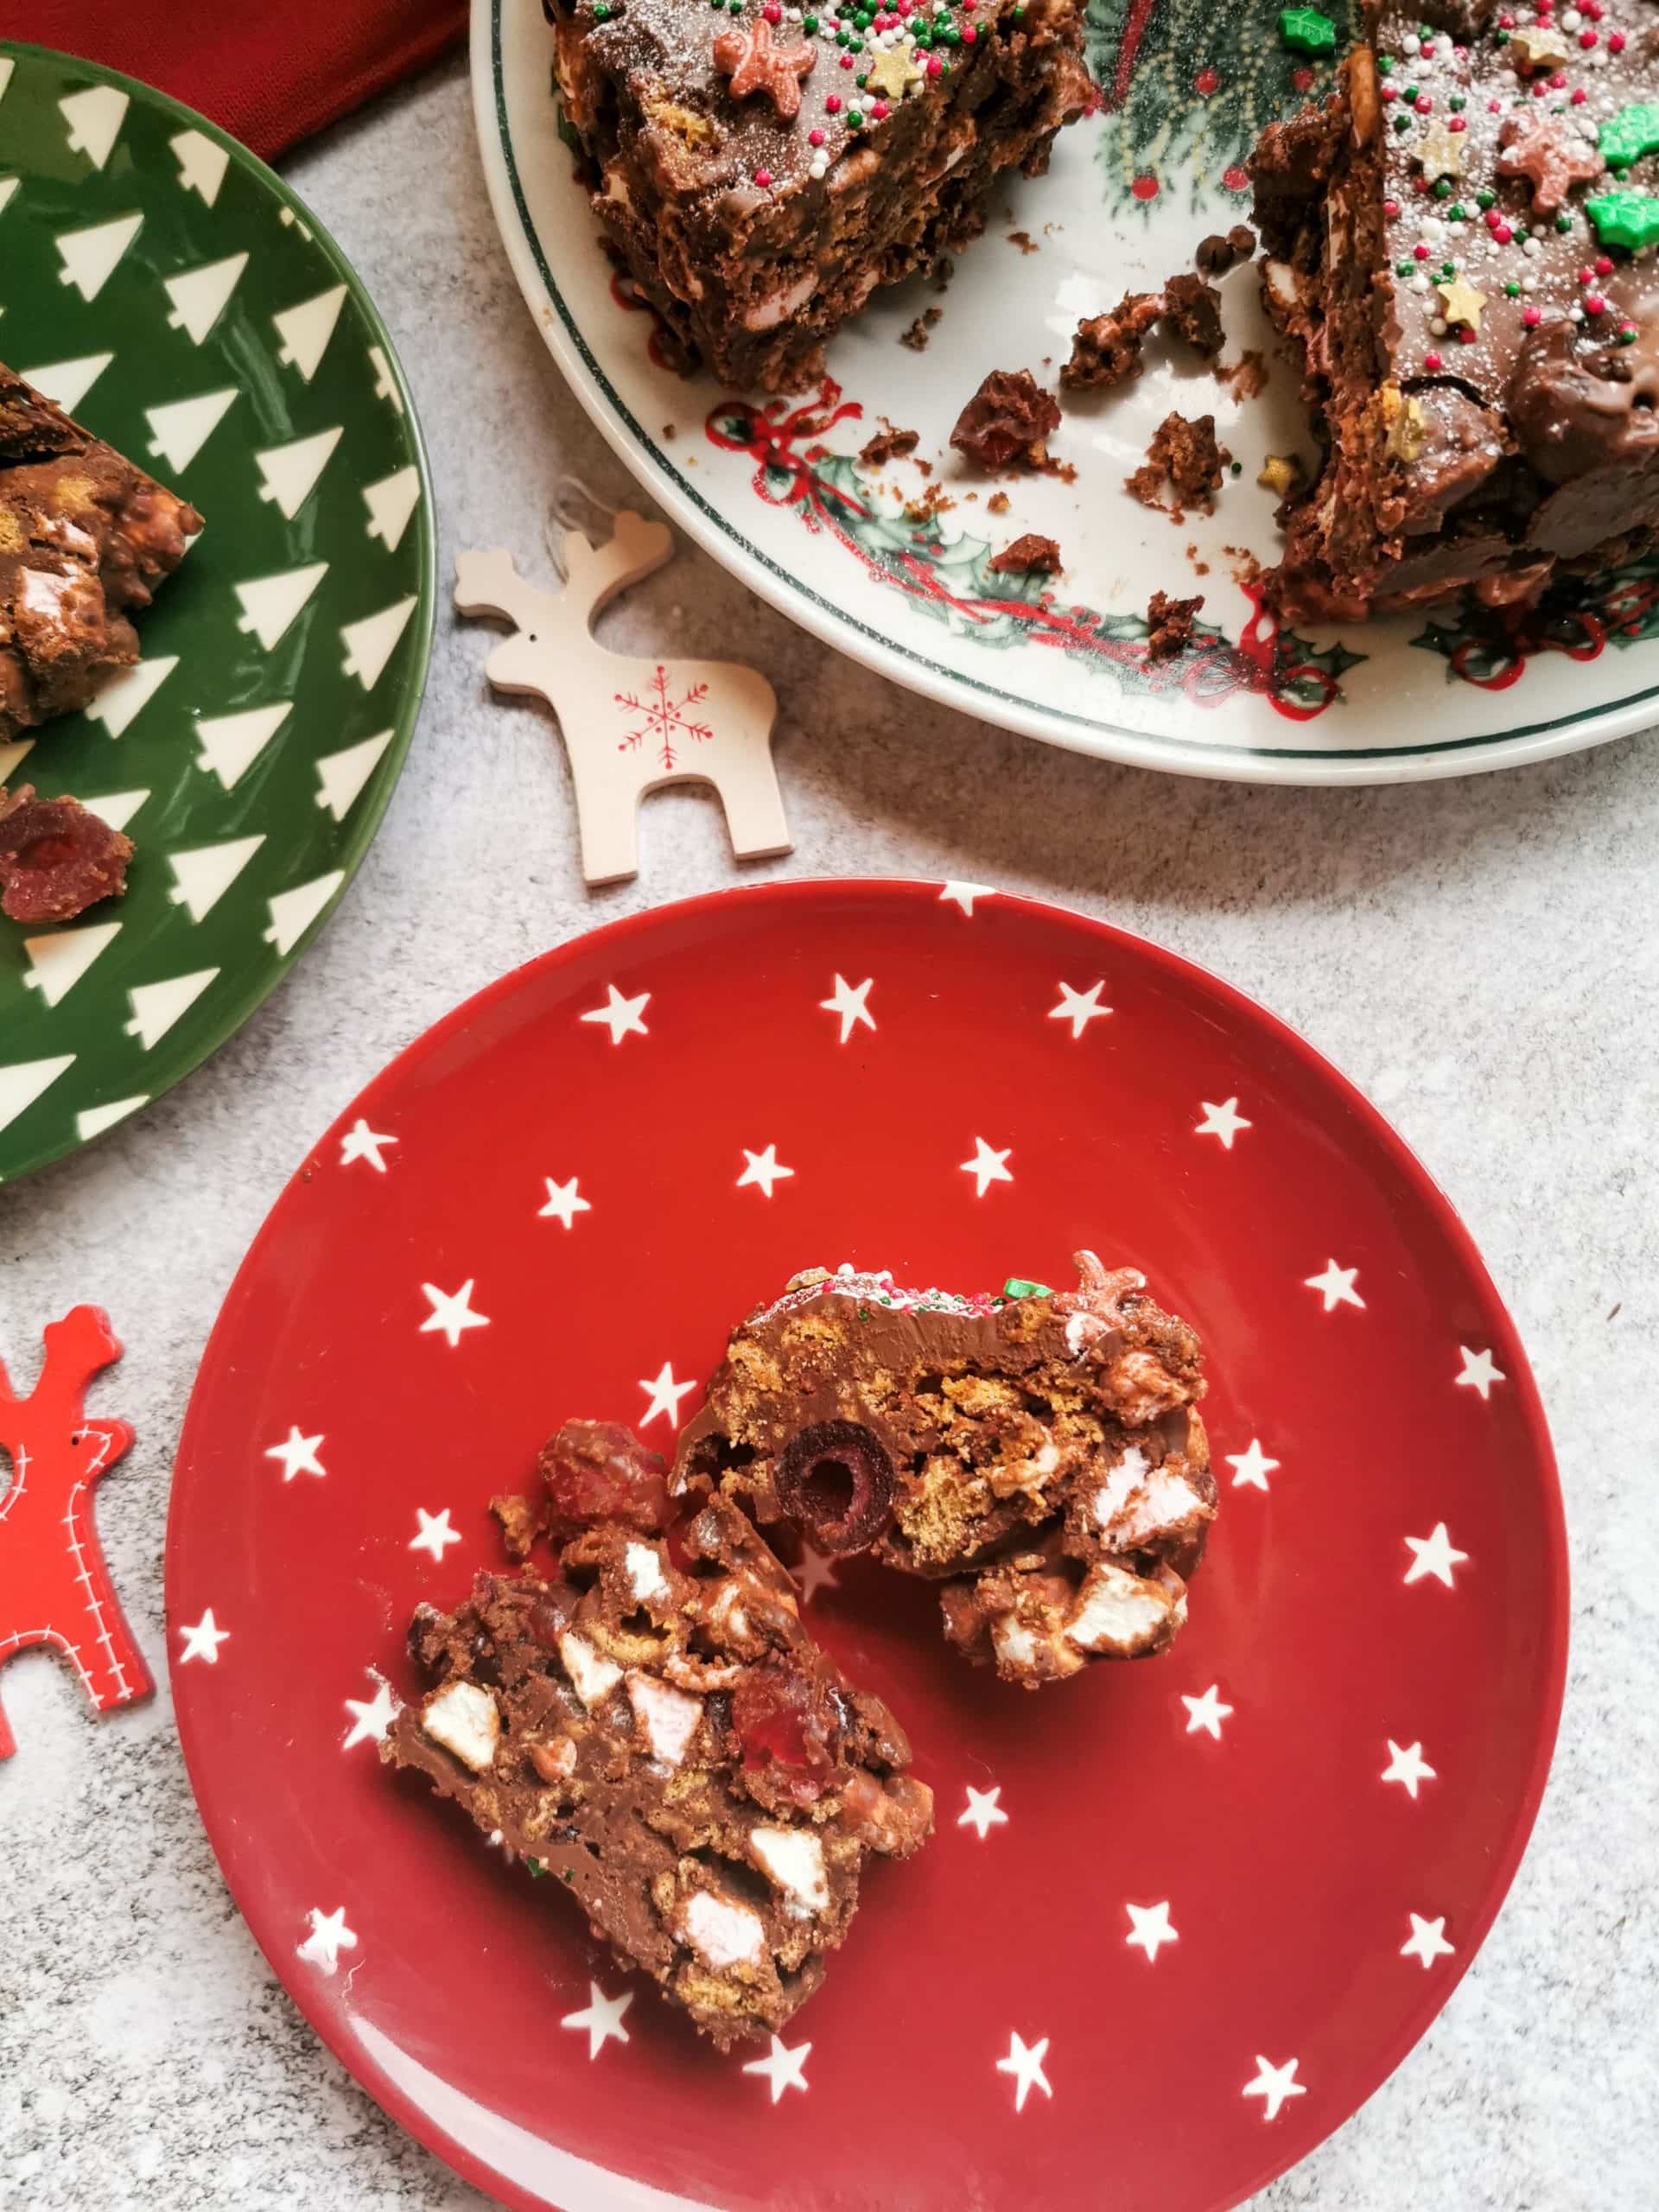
[0,41,435,1182]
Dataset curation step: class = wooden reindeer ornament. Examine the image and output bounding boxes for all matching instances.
[0,1306,151,1758]
[455,509,792,886]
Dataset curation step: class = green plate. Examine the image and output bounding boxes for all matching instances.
[0,42,435,1182]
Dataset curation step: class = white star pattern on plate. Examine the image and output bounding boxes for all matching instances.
[561,1980,633,2057]
[639,1362,696,1429]
[538,1175,592,1229]
[419,1280,489,1347]
[1225,1439,1278,1492]
[741,2034,810,2101]
[794,1546,838,1604]
[1048,981,1110,1039]
[178,1609,229,1665]
[410,1507,461,1562]
[1456,1345,1505,1399]
[737,1144,795,1198]
[297,1906,358,1974]
[580,984,650,1044]
[960,1136,1014,1197]
[1305,1258,1364,1313]
[1243,2056,1306,2120]
[1401,1913,1456,1969]
[1182,1685,1233,1739]
[1195,1097,1251,1148]
[958,1786,1008,1840]
[1403,1523,1469,1588]
[1125,1901,1179,1961]
[820,973,875,1042]
[1382,1740,1436,1798]
[339,1117,395,1172]
[939,881,994,916]
[996,2031,1052,2112]
[264,1426,325,1482]
[342,1675,397,1749]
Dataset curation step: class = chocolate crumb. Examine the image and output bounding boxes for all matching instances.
[899,316,931,352]
[1195,224,1258,277]
[1224,349,1268,399]
[1160,272,1225,360]
[860,421,921,467]
[1007,230,1039,255]
[1061,290,1163,393]
[987,491,1011,514]
[949,368,1061,472]
[905,482,956,523]
[988,533,1062,575]
[1127,411,1227,521]
[1145,590,1205,661]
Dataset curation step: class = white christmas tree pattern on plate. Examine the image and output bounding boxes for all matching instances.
[0,43,432,1185]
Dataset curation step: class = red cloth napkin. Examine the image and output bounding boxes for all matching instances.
[15,2,467,159]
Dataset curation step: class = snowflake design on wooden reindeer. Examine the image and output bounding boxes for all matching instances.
[615,666,715,771]
[0,1306,151,1758]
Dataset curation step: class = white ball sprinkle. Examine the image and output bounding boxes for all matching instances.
[1561,7,1581,25]
[1402,32,1421,54]
[1431,315,1449,334]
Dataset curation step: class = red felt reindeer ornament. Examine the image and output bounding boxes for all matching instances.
[0,1307,151,1757]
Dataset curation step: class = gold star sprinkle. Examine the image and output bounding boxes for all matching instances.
[1382,386,1427,461]
[1257,453,1304,496]
[1437,276,1488,332]
[1510,26,1572,72]
[1416,123,1465,183]
[864,40,925,100]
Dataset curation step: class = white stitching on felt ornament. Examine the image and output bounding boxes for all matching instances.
[0,1306,153,1758]
[454,510,792,887]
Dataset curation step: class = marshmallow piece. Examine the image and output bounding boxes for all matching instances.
[677,1886,766,1968]
[1066,1563,1173,1655]
[625,1541,669,1604]
[626,1671,703,1766]
[421,1680,500,1773]
[559,1630,623,1709]
[750,1827,829,1915]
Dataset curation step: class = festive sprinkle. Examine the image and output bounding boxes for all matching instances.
[1586,189,1659,251]
[1600,103,1659,173]
[1523,304,1542,325]
[1001,1278,1052,1300]
[1424,349,1443,369]
[753,167,772,187]
[1278,6,1337,54]
[1618,323,1638,344]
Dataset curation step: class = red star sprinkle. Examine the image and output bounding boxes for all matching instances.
[713,16,817,119]
[1497,112,1605,213]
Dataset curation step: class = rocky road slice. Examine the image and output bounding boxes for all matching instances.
[385,1425,931,2048]
[1,365,200,746]
[673,1253,1217,1689]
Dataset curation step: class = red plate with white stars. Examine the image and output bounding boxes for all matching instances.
[168,878,1567,2212]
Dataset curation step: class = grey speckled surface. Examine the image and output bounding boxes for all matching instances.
[3,48,1657,2212]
